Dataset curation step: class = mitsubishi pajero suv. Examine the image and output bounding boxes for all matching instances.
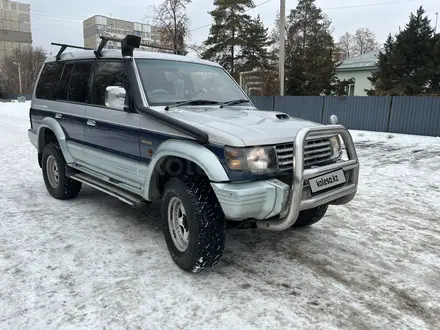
[28,35,360,272]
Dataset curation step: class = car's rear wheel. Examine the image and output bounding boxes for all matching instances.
[42,143,82,200]
[291,204,328,228]
[161,174,226,272]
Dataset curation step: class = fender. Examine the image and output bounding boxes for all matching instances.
[36,117,75,164]
[143,139,230,200]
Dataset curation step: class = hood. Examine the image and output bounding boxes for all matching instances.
[150,105,323,146]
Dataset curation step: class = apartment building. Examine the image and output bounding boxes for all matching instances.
[0,0,32,63]
[83,15,160,51]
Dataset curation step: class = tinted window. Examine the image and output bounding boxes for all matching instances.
[68,60,93,103]
[57,62,74,100]
[35,62,64,100]
[90,61,129,107]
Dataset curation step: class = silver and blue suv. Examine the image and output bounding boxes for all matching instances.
[28,35,360,272]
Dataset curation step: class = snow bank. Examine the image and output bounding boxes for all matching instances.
[1,100,440,329]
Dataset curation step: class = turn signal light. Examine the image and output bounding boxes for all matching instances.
[228,159,242,169]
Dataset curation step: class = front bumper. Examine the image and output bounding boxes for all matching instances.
[211,179,290,221]
[211,125,359,230]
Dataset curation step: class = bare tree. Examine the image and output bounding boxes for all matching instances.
[337,32,356,60]
[185,43,206,57]
[337,28,379,59]
[1,46,46,95]
[354,28,379,55]
[152,0,191,51]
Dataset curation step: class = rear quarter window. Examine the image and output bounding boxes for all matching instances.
[35,62,64,100]
[68,61,94,103]
[57,62,74,101]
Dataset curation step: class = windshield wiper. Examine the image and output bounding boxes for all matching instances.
[219,99,251,108]
[165,100,220,110]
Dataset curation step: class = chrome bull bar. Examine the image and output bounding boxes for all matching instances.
[256,125,360,231]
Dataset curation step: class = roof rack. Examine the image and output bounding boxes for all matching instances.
[51,43,94,61]
[51,35,187,62]
[95,35,187,58]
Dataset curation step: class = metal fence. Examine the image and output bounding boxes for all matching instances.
[250,96,440,137]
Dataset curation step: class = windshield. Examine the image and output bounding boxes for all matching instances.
[135,59,250,106]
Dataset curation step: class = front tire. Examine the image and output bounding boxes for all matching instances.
[42,143,82,200]
[291,204,328,228]
[161,174,226,272]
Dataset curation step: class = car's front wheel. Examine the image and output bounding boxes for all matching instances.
[161,174,226,272]
[291,204,328,228]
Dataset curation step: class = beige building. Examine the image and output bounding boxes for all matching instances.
[0,0,32,63]
[83,15,160,51]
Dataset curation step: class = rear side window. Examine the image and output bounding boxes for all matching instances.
[57,62,74,101]
[68,61,93,103]
[35,62,64,100]
[90,61,129,107]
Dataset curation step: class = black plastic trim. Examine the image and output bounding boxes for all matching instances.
[51,42,94,61]
[123,58,209,145]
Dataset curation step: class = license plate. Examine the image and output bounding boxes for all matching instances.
[309,169,346,193]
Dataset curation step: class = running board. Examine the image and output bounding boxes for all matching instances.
[70,173,145,207]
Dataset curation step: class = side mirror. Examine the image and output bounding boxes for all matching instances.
[105,86,127,111]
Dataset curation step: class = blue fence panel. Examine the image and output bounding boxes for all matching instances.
[388,97,440,137]
[322,96,391,131]
[250,96,274,111]
[249,95,440,136]
[273,96,324,123]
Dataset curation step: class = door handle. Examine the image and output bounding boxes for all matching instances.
[55,113,62,119]
[87,119,96,127]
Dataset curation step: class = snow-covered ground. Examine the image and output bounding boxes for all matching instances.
[1,101,440,330]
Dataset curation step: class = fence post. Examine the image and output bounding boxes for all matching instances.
[386,96,394,133]
[320,96,326,124]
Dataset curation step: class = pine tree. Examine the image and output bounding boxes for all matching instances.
[426,34,440,95]
[239,15,273,72]
[367,6,437,95]
[201,0,255,76]
[269,11,282,57]
[366,35,404,95]
[284,0,337,95]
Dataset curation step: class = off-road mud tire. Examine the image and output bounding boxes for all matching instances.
[291,204,329,228]
[161,174,226,272]
[41,142,82,200]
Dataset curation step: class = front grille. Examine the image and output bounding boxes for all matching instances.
[304,138,333,167]
[275,143,294,171]
[275,138,334,171]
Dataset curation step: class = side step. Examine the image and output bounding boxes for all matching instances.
[70,173,145,207]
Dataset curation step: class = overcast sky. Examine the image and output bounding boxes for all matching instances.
[27,0,438,55]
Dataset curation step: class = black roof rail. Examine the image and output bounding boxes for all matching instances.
[95,34,187,58]
[51,43,94,61]
[95,37,110,58]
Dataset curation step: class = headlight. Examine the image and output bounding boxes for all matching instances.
[330,135,342,159]
[225,146,278,174]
